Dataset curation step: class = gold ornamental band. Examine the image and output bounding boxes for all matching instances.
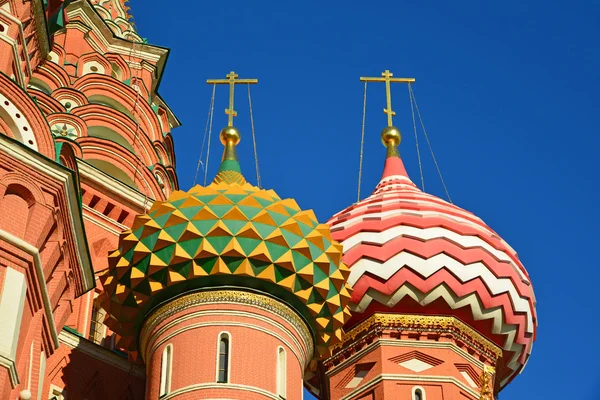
[335,313,503,359]
[139,289,313,359]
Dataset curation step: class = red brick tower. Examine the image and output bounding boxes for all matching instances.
[324,72,537,399]
[38,0,180,397]
[99,119,353,399]
[0,0,179,398]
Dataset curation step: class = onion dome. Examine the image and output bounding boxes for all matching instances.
[327,126,537,387]
[100,126,352,358]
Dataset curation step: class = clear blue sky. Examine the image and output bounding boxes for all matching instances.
[131,1,599,398]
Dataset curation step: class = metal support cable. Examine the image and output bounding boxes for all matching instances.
[194,84,216,186]
[247,84,261,188]
[357,81,368,202]
[408,85,452,203]
[408,83,425,191]
[203,84,217,186]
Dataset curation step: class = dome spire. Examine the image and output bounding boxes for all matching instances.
[360,70,415,180]
[213,126,245,184]
[381,125,401,159]
[206,71,259,185]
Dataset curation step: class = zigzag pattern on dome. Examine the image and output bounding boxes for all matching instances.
[100,129,352,359]
[328,154,537,388]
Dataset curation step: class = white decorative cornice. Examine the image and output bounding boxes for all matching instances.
[161,383,281,400]
[339,373,480,400]
[82,205,127,236]
[77,159,154,212]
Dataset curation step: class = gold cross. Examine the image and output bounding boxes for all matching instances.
[207,71,258,126]
[360,70,415,127]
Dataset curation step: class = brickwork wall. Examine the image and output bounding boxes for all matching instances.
[143,296,311,400]
[327,328,496,400]
[0,0,47,85]
[42,338,145,399]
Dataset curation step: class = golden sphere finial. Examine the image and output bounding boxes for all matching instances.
[381,126,401,147]
[220,126,241,146]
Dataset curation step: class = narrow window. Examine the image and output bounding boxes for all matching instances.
[159,344,173,397]
[88,299,106,345]
[413,387,425,400]
[111,63,122,80]
[277,347,287,398]
[217,333,230,383]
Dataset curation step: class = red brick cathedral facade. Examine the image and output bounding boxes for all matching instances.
[0,1,536,399]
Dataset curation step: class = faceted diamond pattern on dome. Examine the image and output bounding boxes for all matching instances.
[100,180,352,357]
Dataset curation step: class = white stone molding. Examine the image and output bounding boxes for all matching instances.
[160,382,281,400]
[0,135,95,293]
[340,374,478,400]
[77,159,154,211]
[327,338,487,377]
[0,230,58,348]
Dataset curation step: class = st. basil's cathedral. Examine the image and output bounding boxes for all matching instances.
[0,1,537,399]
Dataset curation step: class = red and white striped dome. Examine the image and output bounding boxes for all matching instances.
[328,148,537,387]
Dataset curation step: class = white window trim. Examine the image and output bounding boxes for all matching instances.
[412,386,426,400]
[276,346,287,398]
[27,341,34,391]
[159,343,173,397]
[49,384,66,400]
[37,351,46,400]
[216,331,232,383]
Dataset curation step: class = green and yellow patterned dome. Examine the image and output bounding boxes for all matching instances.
[100,127,352,358]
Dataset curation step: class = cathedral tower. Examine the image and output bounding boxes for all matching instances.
[324,71,537,400]
[99,79,353,399]
[0,0,179,398]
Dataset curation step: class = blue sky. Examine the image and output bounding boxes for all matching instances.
[131,1,600,398]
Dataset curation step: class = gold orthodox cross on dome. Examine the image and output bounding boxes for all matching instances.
[207,71,258,126]
[360,70,415,127]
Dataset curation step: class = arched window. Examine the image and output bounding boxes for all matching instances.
[277,347,287,398]
[87,125,135,152]
[159,344,173,397]
[27,78,52,95]
[111,63,122,80]
[413,387,425,400]
[217,332,230,383]
[88,94,136,120]
[88,297,106,345]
